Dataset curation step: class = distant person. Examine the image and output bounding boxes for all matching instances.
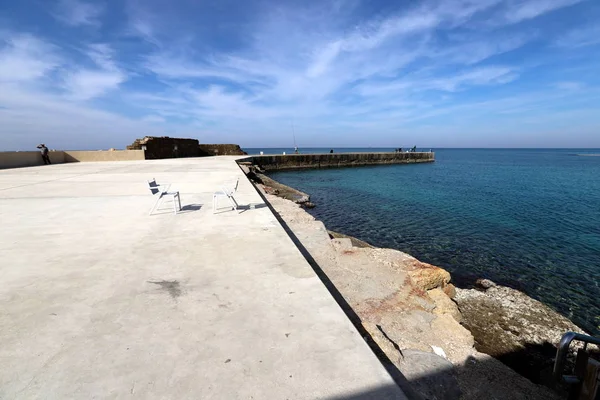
[37,144,51,165]
[329,149,334,153]
[411,146,417,153]
[294,146,299,154]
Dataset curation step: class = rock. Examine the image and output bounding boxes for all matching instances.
[475,278,496,290]
[300,202,315,209]
[443,283,456,299]
[295,195,310,204]
[428,288,462,323]
[456,352,562,400]
[397,349,462,400]
[263,186,279,195]
[455,285,587,386]
[406,260,451,291]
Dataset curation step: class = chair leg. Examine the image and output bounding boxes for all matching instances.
[213,194,217,213]
[149,195,162,215]
[177,193,182,211]
[173,195,177,215]
[227,195,238,210]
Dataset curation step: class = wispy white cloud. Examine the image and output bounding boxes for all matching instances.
[555,24,600,48]
[0,34,60,82]
[62,43,127,100]
[554,81,585,91]
[53,0,104,27]
[500,0,583,24]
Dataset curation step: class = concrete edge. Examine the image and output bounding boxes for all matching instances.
[235,161,425,400]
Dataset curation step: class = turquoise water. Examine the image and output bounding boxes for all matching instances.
[266,149,600,335]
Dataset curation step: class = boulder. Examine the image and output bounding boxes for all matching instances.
[455,285,587,385]
[428,288,461,323]
[443,283,457,299]
[406,260,451,291]
[475,278,496,290]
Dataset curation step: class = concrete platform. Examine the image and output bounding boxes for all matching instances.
[0,157,406,399]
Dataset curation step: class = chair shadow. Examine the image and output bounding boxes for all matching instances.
[180,204,203,213]
[212,203,267,215]
[151,203,203,215]
[236,203,268,214]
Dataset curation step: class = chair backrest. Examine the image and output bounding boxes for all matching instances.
[222,178,239,196]
[148,179,161,195]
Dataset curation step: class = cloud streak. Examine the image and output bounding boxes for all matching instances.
[53,0,104,27]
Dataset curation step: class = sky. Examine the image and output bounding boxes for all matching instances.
[0,0,599,150]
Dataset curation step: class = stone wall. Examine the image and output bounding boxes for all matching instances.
[128,136,200,159]
[241,152,434,171]
[198,144,247,156]
[0,151,65,169]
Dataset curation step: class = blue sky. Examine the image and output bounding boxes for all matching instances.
[0,0,599,150]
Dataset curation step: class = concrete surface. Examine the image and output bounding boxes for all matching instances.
[0,157,406,399]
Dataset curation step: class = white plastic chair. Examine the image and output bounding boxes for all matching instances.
[213,178,239,213]
[148,179,181,215]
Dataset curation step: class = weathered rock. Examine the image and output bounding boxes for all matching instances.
[443,283,457,299]
[455,285,588,386]
[475,278,496,290]
[406,260,451,291]
[428,288,461,323]
[263,186,279,195]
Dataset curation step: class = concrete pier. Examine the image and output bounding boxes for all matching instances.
[0,157,406,399]
[241,152,435,171]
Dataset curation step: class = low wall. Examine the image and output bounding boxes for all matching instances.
[241,152,435,171]
[199,144,247,156]
[0,151,65,169]
[0,150,145,169]
[63,150,145,162]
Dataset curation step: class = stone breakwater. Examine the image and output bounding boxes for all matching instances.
[244,168,593,399]
[238,151,434,171]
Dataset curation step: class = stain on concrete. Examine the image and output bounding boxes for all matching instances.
[148,280,182,299]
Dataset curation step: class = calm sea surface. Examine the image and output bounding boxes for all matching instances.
[256,148,600,335]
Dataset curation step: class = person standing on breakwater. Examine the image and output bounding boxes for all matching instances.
[330,149,334,153]
[37,144,51,165]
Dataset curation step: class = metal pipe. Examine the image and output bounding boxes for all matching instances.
[553,331,600,383]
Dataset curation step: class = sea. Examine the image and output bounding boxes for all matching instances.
[245,148,600,335]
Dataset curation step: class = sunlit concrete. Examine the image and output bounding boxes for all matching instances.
[0,157,405,399]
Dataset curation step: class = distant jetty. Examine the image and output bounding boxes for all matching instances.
[239,151,435,171]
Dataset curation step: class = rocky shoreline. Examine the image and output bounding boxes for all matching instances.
[243,166,589,399]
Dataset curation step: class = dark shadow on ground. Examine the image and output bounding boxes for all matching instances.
[322,344,585,400]
[180,204,203,213]
[236,203,268,213]
[152,203,202,215]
